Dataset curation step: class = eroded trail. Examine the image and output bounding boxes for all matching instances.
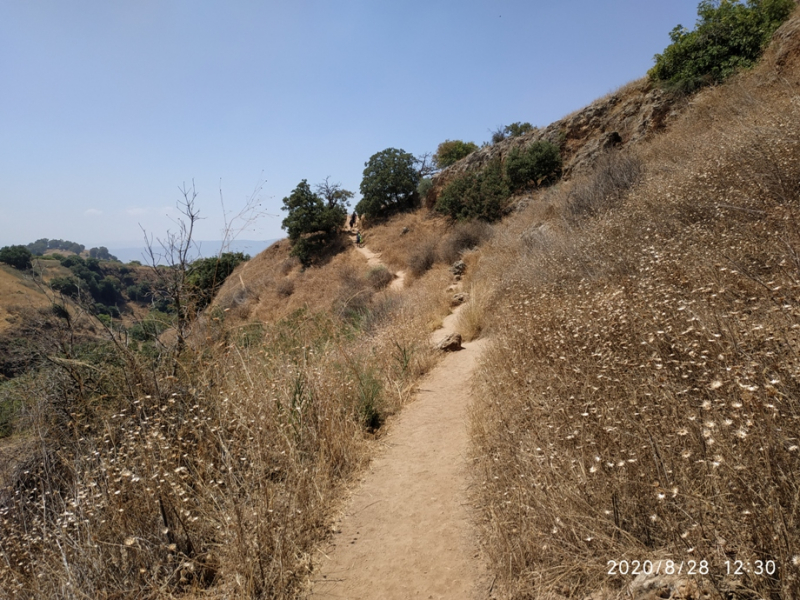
[309,306,487,599]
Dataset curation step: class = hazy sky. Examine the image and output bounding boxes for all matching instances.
[1,0,701,247]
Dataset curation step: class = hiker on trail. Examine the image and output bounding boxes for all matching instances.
[349,212,357,228]
[356,231,362,246]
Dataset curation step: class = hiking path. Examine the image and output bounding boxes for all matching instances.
[308,274,490,599]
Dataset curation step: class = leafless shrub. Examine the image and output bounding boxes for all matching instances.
[280,256,300,275]
[407,239,438,278]
[438,221,493,264]
[334,266,373,320]
[276,278,295,298]
[567,150,643,222]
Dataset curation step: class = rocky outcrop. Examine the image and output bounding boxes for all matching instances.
[427,78,684,206]
[437,333,462,352]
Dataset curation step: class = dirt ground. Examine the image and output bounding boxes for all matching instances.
[308,303,489,599]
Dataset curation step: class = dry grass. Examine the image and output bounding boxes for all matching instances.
[356,210,449,272]
[468,19,800,598]
[0,261,72,334]
[0,209,455,598]
[454,280,488,342]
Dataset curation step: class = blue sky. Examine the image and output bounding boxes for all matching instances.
[1,0,700,248]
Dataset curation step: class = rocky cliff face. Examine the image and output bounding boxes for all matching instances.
[427,78,684,206]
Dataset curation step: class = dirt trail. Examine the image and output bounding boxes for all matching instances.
[309,304,488,600]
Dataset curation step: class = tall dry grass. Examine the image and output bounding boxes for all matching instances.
[0,232,445,598]
[469,61,800,599]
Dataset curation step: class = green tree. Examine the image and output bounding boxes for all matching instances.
[505,140,562,191]
[282,180,346,266]
[433,140,479,169]
[27,238,49,256]
[650,0,794,92]
[0,245,33,270]
[356,148,420,218]
[186,252,249,310]
[89,246,117,261]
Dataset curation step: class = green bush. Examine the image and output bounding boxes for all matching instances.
[649,0,795,92]
[504,140,562,191]
[504,122,534,137]
[50,276,80,298]
[129,310,173,342]
[491,122,535,144]
[186,252,249,310]
[356,148,420,219]
[417,177,433,201]
[435,159,510,221]
[433,140,479,169]
[126,282,152,303]
[0,245,32,270]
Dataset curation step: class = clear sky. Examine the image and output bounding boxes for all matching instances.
[1,0,701,248]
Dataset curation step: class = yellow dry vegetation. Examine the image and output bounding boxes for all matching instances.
[0,260,70,333]
[467,9,800,599]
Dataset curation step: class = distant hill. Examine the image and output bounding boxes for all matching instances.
[106,239,279,264]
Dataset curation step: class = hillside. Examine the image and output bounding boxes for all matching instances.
[461,8,800,599]
[0,263,57,334]
[2,3,800,599]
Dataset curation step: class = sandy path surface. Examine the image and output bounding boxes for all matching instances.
[309,305,488,600]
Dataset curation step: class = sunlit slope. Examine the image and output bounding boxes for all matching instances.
[467,8,800,599]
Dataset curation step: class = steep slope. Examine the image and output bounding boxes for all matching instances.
[0,259,67,333]
[465,8,800,599]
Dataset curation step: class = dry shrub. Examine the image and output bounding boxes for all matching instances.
[280,255,300,275]
[0,263,444,598]
[356,211,450,272]
[469,66,800,599]
[454,281,488,342]
[365,266,394,291]
[333,265,373,323]
[276,278,295,297]
[566,150,643,222]
[407,238,438,278]
[437,220,493,265]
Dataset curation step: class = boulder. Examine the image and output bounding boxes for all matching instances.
[451,260,466,276]
[451,292,469,306]
[437,333,462,352]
